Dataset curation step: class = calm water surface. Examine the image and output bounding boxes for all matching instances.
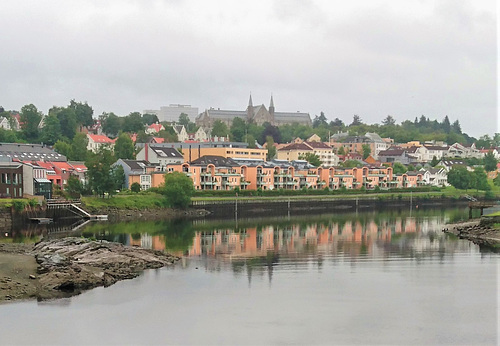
[1,208,498,345]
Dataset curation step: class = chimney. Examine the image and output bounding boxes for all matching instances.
[145,143,149,162]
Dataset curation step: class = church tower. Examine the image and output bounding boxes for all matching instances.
[269,94,275,121]
[247,93,254,121]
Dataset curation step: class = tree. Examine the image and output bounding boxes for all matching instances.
[299,153,321,167]
[69,100,94,127]
[246,134,256,149]
[430,156,439,167]
[230,117,246,142]
[50,106,78,140]
[382,115,396,126]
[111,165,125,192]
[161,172,195,209]
[178,113,190,127]
[54,140,72,159]
[451,120,462,134]
[337,146,346,155]
[483,151,498,172]
[361,144,371,160]
[441,115,451,133]
[130,182,141,193]
[85,148,119,197]
[65,175,84,198]
[123,112,144,133]
[447,166,471,190]
[392,162,408,175]
[20,104,42,142]
[494,174,500,187]
[142,113,159,125]
[266,136,276,160]
[475,135,492,149]
[101,112,121,137]
[40,114,62,145]
[350,115,363,126]
[114,133,135,159]
[261,123,281,143]
[330,118,344,127]
[472,167,489,191]
[211,120,229,137]
[158,127,178,142]
[342,160,362,168]
[70,133,89,161]
[312,112,328,128]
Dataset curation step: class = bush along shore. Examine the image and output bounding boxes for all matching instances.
[0,237,180,303]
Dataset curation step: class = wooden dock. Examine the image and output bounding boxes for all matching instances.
[468,201,497,218]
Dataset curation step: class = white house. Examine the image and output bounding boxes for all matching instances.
[173,125,189,142]
[0,115,19,131]
[87,134,115,153]
[145,122,165,135]
[419,167,448,187]
[136,144,184,169]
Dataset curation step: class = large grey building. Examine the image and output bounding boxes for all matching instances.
[196,95,312,129]
[143,104,199,123]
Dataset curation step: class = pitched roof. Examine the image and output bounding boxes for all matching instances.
[305,141,331,149]
[120,160,152,171]
[379,148,407,156]
[148,123,164,132]
[149,145,183,159]
[0,143,66,162]
[278,142,313,151]
[88,134,114,143]
[190,155,239,167]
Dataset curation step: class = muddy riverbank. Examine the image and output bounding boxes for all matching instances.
[442,219,500,248]
[0,238,180,303]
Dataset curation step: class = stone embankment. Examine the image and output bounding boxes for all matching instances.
[86,207,210,222]
[0,238,180,303]
[442,220,500,248]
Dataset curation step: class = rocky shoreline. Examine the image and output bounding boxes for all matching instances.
[442,219,500,248]
[0,237,180,303]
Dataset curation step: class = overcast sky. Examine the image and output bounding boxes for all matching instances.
[0,0,496,138]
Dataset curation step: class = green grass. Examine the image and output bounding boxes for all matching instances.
[82,193,168,210]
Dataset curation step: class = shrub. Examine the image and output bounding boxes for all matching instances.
[131,182,141,193]
[12,200,26,212]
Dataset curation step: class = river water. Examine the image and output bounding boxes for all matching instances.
[1,207,498,345]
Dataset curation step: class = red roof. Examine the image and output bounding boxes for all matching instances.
[35,161,55,170]
[148,123,164,133]
[88,134,114,143]
[152,137,165,143]
[70,163,87,172]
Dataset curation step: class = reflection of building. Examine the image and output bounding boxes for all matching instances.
[185,215,443,261]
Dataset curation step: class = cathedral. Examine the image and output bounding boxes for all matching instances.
[195,95,312,129]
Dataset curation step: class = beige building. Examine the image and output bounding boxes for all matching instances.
[277,141,339,167]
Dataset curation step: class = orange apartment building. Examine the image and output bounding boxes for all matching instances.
[122,155,422,191]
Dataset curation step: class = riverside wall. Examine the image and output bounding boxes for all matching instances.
[192,197,469,219]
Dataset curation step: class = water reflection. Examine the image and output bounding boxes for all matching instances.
[75,208,476,263]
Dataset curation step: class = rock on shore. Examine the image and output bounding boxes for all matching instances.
[442,220,500,248]
[1,238,180,303]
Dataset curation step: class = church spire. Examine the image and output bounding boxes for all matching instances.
[269,93,275,117]
[247,93,254,120]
